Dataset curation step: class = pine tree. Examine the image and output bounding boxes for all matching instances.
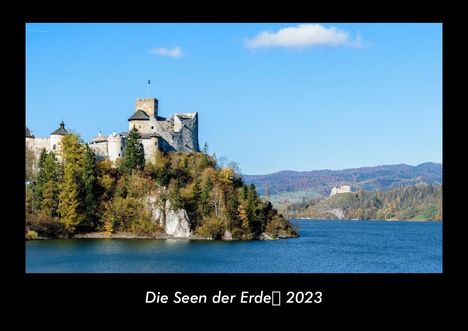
[33,148,48,210]
[30,149,61,218]
[40,152,61,218]
[121,127,145,173]
[79,145,100,231]
[26,146,36,181]
[199,177,213,217]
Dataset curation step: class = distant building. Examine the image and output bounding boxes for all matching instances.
[330,185,352,197]
[26,96,200,165]
[26,121,69,163]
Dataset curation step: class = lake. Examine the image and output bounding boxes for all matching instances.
[25,219,442,273]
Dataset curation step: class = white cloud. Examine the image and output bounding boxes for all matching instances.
[149,46,184,58]
[244,24,362,49]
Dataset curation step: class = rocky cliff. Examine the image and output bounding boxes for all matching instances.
[145,194,192,238]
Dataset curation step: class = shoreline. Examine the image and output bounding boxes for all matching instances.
[27,231,299,241]
[292,218,442,222]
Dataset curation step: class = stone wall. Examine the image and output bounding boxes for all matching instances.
[135,98,158,118]
[108,135,124,162]
[173,113,199,152]
[89,141,109,159]
[26,97,199,166]
[129,120,153,133]
[330,185,352,197]
[26,137,51,161]
[141,138,157,162]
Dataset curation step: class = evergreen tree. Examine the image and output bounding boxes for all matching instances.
[199,177,213,217]
[26,146,36,181]
[79,145,100,231]
[40,152,61,218]
[33,148,48,210]
[30,149,61,218]
[121,127,145,173]
[192,178,202,206]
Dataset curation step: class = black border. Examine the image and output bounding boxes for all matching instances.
[9,9,454,314]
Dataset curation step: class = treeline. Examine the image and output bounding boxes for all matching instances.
[26,128,297,239]
[287,185,442,221]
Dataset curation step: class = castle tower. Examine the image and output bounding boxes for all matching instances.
[50,121,68,155]
[128,98,159,133]
[108,132,123,163]
[135,98,158,119]
[147,133,160,164]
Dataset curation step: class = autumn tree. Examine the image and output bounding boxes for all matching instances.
[58,134,85,233]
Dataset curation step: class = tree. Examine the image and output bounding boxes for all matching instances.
[59,161,80,233]
[29,149,61,218]
[58,134,85,233]
[33,148,48,210]
[121,127,145,173]
[203,142,209,154]
[79,145,100,231]
[40,152,61,218]
[26,146,36,181]
[199,173,214,218]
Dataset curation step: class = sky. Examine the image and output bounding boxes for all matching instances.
[26,23,442,175]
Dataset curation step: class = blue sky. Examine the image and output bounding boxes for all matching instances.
[26,23,442,175]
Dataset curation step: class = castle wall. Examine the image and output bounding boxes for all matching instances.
[50,134,63,153]
[26,97,199,166]
[141,138,157,162]
[155,121,173,142]
[129,120,153,133]
[108,135,124,162]
[26,137,51,160]
[89,141,109,160]
[330,185,352,197]
[173,113,199,152]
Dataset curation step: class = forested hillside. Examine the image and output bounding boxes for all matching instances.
[244,163,442,197]
[25,130,297,240]
[287,185,442,221]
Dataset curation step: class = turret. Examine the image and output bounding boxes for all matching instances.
[50,121,68,154]
[148,133,160,164]
[108,132,123,163]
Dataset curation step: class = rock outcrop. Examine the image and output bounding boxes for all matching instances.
[145,194,165,226]
[259,232,275,240]
[165,200,192,238]
[222,230,233,240]
[145,194,192,238]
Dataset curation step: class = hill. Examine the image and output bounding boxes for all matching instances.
[287,185,442,221]
[25,132,298,240]
[243,162,442,197]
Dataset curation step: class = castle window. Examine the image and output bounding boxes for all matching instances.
[151,126,154,129]
[121,146,123,151]
[118,153,121,157]
[53,144,56,150]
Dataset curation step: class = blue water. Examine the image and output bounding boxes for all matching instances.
[25,219,442,273]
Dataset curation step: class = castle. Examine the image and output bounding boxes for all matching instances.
[330,185,352,197]
[26,97,200,163]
